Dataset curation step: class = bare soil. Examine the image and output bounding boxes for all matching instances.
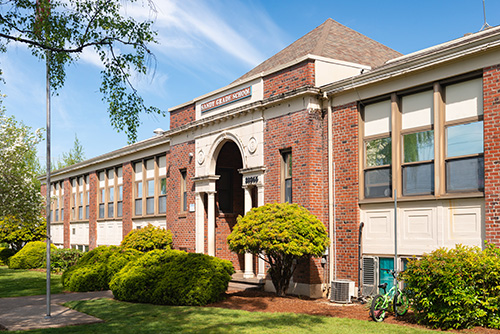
[206,289,500,333]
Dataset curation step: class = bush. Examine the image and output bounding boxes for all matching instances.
[62,246,142,292]
[120,224,173,252]
[8,241,55,269]
[227,203,328,296]
[0,247,15,265]
[402,243,500,330]
[50,248,84,273]
[110,249,235,306]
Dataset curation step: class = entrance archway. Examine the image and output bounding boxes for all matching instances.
[214,141,244,271]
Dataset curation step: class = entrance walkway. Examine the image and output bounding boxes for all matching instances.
[0,291,112,331]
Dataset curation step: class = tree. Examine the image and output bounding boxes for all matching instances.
[0,106,46,251]
[0,0,162,142]
[53,134,85,170]
[227,203,329,296]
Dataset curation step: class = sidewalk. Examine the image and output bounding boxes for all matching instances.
[0,291,113,331]
[0,282,258,331]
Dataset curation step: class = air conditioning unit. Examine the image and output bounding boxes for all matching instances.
[331,280,355,303]
[362,256,379,297]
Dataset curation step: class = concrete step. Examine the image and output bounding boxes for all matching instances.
[230,272,265,287]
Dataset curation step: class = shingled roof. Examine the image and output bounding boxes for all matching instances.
[234,18,402,83]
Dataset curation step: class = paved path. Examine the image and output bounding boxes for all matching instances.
[0,291,113,331]
[0,282,258,331]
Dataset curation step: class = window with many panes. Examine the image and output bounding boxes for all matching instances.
[360,76,484,200]
[363,100,392,198]
[281,150,292,203]
[98,171,105,218]
[401,90,434,196]
[445,78,484,192]
[134,156,167,216]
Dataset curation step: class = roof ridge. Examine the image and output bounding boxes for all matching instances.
[312,19,332,55]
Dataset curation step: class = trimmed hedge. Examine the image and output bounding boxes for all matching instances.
[402,243,500,330]
[120,224,173,252]
[0,247,15,266]
[51,248,84,273]
[62,246,142,292]
[8,241,55,269]
[110,249,235,306]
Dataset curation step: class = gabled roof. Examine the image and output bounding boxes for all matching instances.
[233,18,402,83]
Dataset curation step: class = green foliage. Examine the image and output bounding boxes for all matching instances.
[110,249,235,306]
[53,134,85,170]
[0,246,15,265]
[8,241,55,269]
[0,107,45,251]
[227,203,328,296]
[402,243,500,330]
[120,224,173,252]
[62,246,142,292]
[0,0,163,142]
[50,248,83,272]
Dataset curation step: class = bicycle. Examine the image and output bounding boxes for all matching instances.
[370,269,409,322]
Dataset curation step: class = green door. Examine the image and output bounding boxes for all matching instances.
[379,257,394,294]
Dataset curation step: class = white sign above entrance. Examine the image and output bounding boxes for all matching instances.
[200,87,252,113]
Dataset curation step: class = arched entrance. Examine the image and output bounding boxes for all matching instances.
[214,141,244,271]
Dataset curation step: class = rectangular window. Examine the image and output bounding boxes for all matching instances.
[446,121,484,192]
[159,177,167,214]
[364,137,391,198]
[180,170,187,212]
[402,130,434,196]
[146,179,154,215]
[135,181,143,215]
[117,185,123,217]
[99,171,105,218]
[281,150,292,203]
[363,99,392,199]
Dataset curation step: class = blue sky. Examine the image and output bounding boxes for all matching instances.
[2,0,500,165]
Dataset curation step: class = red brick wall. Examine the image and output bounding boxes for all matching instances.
[122,162,133,239]
[88,172,98,249]
[166,140,196,251]
[263,60,315,99]
[484,65,500,245]
[63,179,71,248]
[332,102,360,282]
[170,103,195,130]
[264,107,327,284]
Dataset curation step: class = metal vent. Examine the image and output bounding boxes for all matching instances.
[362,256,378,296]
[331,280,354,303]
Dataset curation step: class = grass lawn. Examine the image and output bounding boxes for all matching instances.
[0,266,64,297]
[0,266,434,333]
[11,298,434,334]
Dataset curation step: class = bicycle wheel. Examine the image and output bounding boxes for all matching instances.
[370,294,386,322]
[393,291,409,316]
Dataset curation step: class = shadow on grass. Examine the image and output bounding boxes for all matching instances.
[0,267,63,298]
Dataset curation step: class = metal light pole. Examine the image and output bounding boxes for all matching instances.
[45,50,52,319]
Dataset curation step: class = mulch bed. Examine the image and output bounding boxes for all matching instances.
[206,289,500,333]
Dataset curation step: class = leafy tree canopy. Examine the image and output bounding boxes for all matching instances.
[0,0,162,142]
[0,104,46,251]
[227,203,328,296]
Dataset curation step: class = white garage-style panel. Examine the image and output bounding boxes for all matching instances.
[362,208,393,254]
[399,206,438,254]
[51,224,64,246]
[97,221,123,246]
[362,198,485,257]
[445,199,483,248]
[70,222,89,246]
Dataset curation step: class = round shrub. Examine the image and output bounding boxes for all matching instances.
[50,248,84,273]
[62,246,142,292]
[8,241,55,269]
[402,243,500,330]
[110,249,235,306]
[120,224,173,252]
[0,247,15,266]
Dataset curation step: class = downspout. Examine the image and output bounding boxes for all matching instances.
[325,93,335,288]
